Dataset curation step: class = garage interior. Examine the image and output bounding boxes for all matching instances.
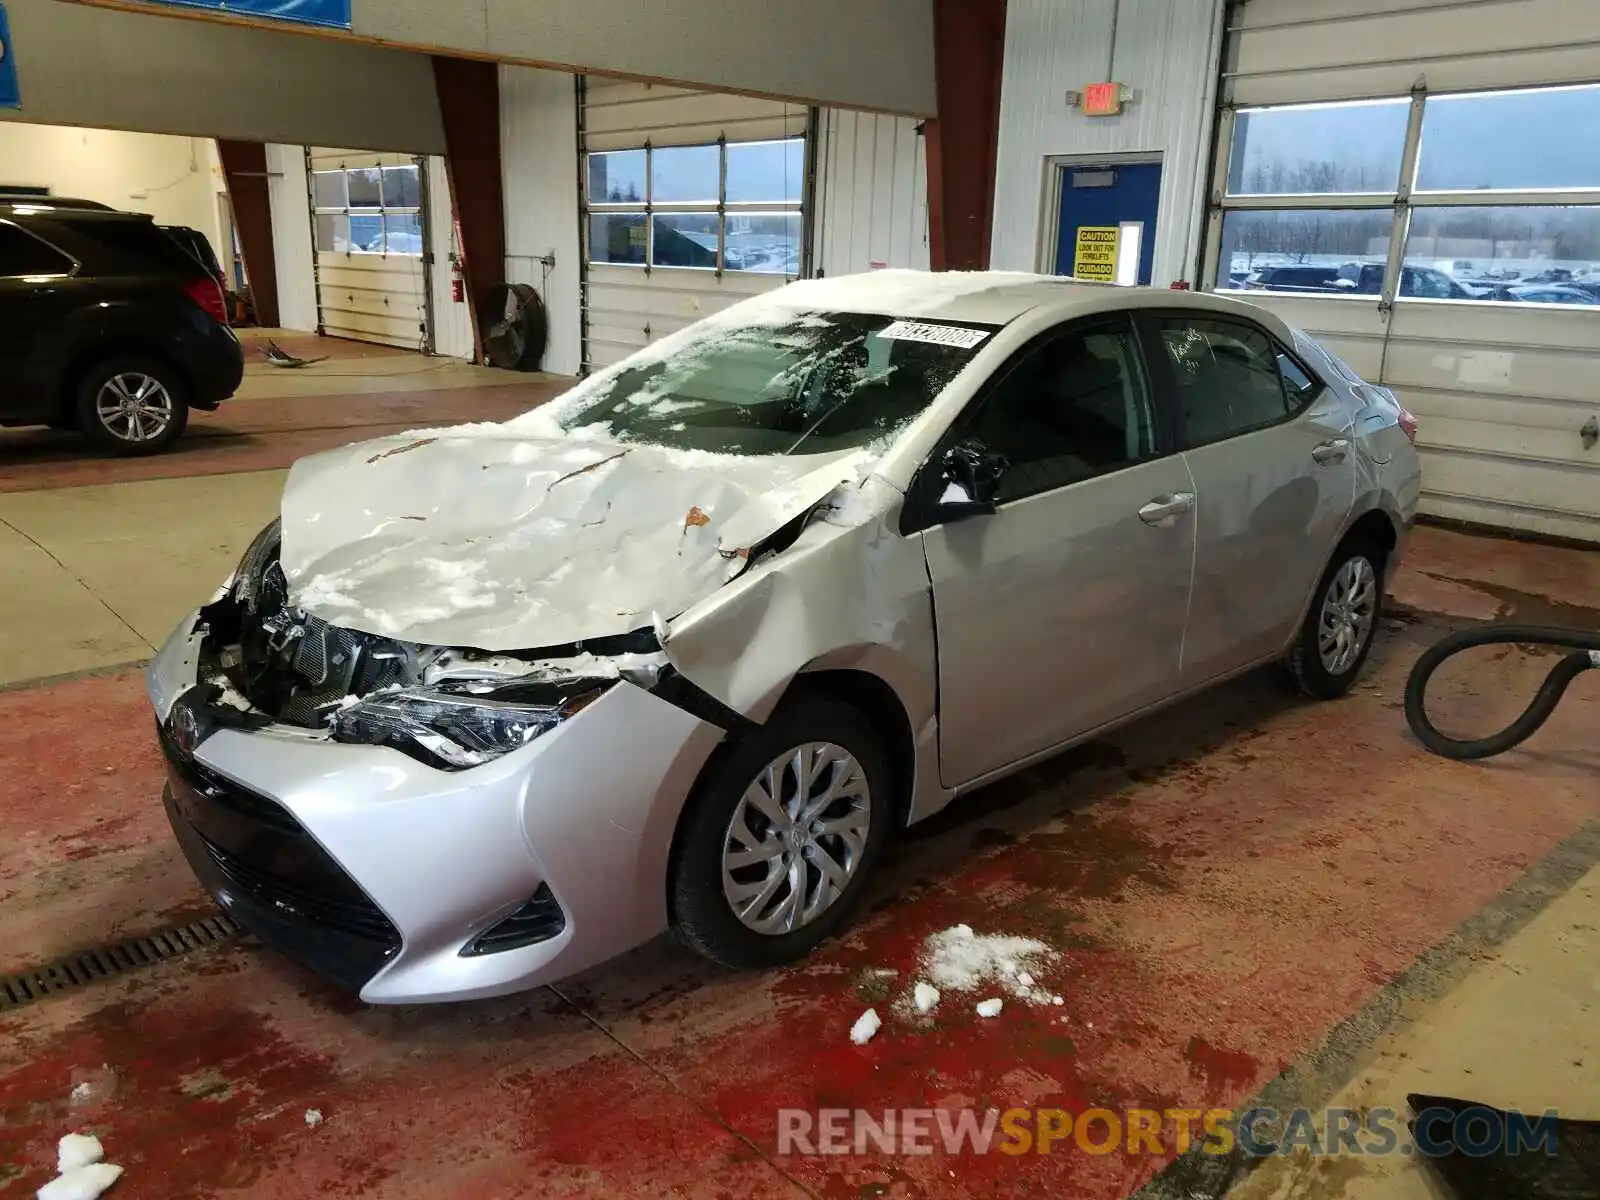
[1,0,1596,1196]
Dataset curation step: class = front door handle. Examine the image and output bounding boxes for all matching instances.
[1138,491,1195,527]
[1312,438,1351,465]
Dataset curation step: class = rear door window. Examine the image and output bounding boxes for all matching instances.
[1148,316,1299,446]
[0,222,74,277]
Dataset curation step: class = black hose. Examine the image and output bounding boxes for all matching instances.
[1404,624,1600,760]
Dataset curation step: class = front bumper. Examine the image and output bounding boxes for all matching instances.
[148,610,724,1003]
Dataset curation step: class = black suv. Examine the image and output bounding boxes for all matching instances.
[0,200,244,455]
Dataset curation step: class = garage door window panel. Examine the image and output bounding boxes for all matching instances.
[313,162,423,257]
[960,319,1158,505]
[1219,210,1396,294]
[589,213,647,266]
[652,213,721,269]
[1404,206,1600,308]
[726,139,805,204]
[1415,85,1600,193]
[1153,317,1298,447]
[652,145,721,204]
[1228,99,1411,196]
[1214,84,1600,309]
[583,137,804,275]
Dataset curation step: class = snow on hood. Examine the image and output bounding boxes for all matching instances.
[277,271,1029,651]
[279,430,876,651]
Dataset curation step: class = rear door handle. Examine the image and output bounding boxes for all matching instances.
[1138,491,1195,527]
[1312,438,1350,465]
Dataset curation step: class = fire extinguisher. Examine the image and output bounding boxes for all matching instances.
[450,214,467,303]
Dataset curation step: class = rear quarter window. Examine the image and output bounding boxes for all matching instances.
[37,216,199,277]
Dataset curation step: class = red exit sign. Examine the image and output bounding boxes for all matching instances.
[1078,82,1126,117]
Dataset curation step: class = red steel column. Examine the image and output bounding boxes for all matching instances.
[925,0,1008,271]
[215,140,280,327]
[431,55,506,358]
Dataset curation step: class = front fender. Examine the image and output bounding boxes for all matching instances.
[661,495,936,731]
[659,497,949,825]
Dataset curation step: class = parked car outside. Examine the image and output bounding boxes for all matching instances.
[1241,264,1342,292]
[0,200,244,454]
[147,272,1420,1004]
[1336,262,1477,300]
[1505,284,1596,305]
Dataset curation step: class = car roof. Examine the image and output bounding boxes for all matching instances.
[735,269,1300,341]
[0,197,121,213]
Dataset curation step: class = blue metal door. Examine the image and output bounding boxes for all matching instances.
[1052,161,1162,285]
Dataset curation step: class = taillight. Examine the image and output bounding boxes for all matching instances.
[1398,408,1419,444]
[183,276,229,326]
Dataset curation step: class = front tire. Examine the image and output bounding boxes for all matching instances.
[76,357,189,456]
[669,690,893,970]
[1284,539,1385,699]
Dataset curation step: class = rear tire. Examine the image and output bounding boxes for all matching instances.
[669,690,893,970]
[76,356,189,456]
[1283,538,1385,699]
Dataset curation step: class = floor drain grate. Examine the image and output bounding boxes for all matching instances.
[0,914,243,1014]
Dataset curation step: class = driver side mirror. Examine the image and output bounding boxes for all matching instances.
[936,438,1008,522]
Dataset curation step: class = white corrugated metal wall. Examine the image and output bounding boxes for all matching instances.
[265,143,318,332]
[990,0,1227,281]
[425,156,475,360]
[500,66,584,377]
[1206,0,1600,543]
[579,79,810,371]
[307,147,432,350]
[812,110,930,276]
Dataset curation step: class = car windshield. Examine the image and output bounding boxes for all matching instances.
[555,311,997,456]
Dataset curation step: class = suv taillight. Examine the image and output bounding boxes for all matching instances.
[184,276,229,326]
[1398,408,1419,444]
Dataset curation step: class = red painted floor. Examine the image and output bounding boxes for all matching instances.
[1,530,1597,1198]
[0,379,567,494]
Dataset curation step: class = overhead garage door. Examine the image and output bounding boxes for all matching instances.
[1203,0,1600,543]
[580,78,811,371]
[308,147,432,351]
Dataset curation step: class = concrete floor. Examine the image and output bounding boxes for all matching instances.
[0,346,1596,1198]
[0,334,568,685]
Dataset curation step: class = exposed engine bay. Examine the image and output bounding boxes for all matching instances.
[191,520,666,768]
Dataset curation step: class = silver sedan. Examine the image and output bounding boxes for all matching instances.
[147,272,1420,1003]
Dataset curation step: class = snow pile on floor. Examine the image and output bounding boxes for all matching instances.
[912,982,941,1014]
[918,924,1062,1005]
[56,1137,102,1173]
[304,1109,324,1128]
[975,998,1004,1018]
[849,1009,882,1045]
[38,1135,121,1200]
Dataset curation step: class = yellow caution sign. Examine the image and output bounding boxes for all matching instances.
[1073,227,1119,281]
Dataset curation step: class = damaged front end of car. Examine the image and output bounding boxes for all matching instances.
[186,517,701,771]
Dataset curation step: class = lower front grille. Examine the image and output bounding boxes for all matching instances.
[159,720,402,981]
[194,830,397,943]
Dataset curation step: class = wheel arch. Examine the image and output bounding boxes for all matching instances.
[787,668,918,832]
[61,338,196,420]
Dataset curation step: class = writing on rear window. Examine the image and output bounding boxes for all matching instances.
[876,321,991,350]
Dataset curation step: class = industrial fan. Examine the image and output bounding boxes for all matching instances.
[479,282,549,372]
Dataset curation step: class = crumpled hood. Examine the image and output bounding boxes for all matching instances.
[278,430,874,651]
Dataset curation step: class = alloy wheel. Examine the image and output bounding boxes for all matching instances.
[95,373,175,443]
[720,741,873,936]
[1319,555,1378,676]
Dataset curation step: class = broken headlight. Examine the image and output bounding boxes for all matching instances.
[330,681,611,770]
